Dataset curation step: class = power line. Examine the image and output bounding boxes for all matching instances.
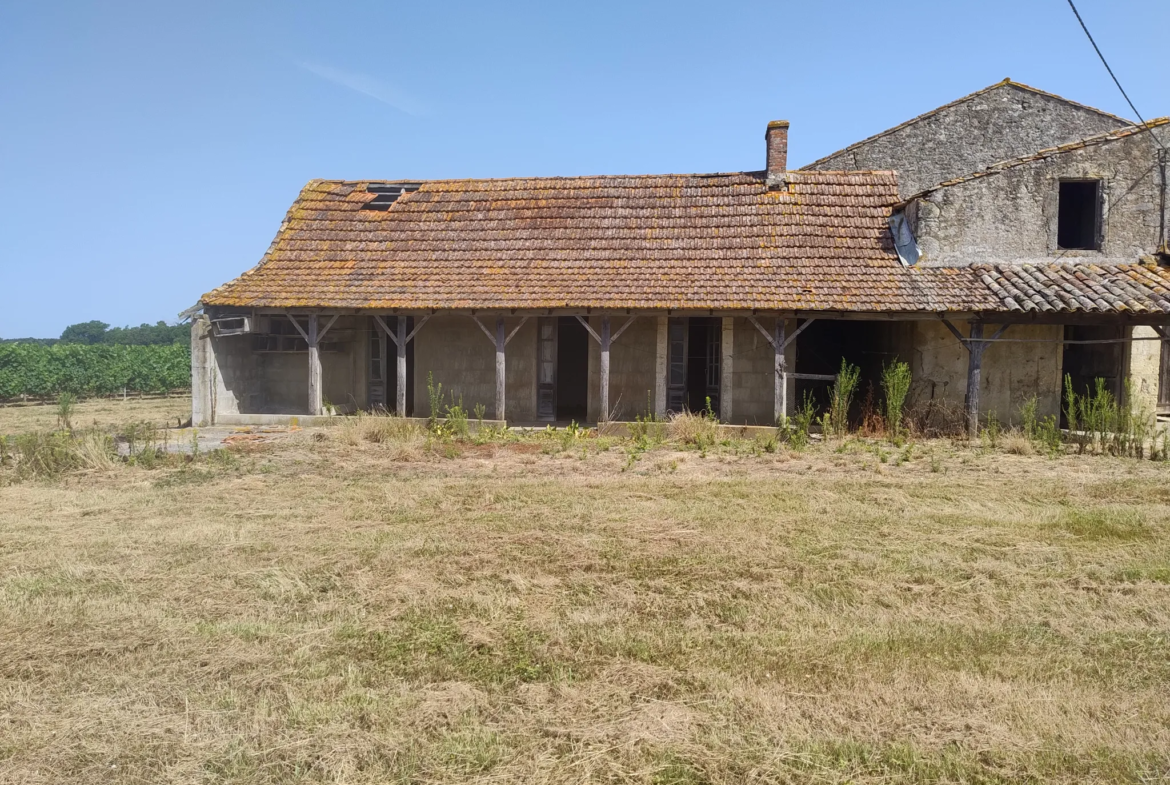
[1064,0,1166,151]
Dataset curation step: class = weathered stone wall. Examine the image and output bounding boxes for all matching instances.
[1129,326,1161,417]
[912,126,1169,267]
[803,83,1127,198]
[908,321,1064,422]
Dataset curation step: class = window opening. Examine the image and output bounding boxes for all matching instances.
[1057,180,1102,250]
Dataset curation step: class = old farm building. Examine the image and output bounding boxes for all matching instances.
[193,81,1170,433]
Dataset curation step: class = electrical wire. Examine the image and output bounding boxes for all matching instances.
[1064,0,1166,151]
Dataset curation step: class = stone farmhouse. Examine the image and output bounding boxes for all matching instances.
[192,80,1170,434]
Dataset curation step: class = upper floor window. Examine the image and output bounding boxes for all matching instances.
[1058,180,1102,251]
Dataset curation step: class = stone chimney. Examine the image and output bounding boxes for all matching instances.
[765,120,789,189]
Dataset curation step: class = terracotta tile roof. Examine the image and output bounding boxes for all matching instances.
[801,78,1133,172]
[974,263,1170,314]
[905,118,1170,200]
[202,171,1170,317]
[203,171,964,312]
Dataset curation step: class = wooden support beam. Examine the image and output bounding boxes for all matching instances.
[610,316,636,344]
[317,314,339,342]
[782,317,816,350]
[308,314,322,416]
[599,316,611,422]
[965,322,983,440]
[396,316,407,417]
[775,317,786,426]
[655,316,667,419]
[495,316,506,422]
[721,317,734,423]
[504,316,530,346]
[286,314,309,342]
[373,315,397,346]
[574,315,602,344]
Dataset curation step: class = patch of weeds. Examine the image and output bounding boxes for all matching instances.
[651,754,710,785]
[1051,507,1152,541]
[980,410,1001,449]
[440,726,507,775]
[334,606,564,687]
[779,393,816,450]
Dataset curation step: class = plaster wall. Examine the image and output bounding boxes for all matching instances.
[803,83,1128,198]
[909,322,1064,422]
[912,126,1169,266]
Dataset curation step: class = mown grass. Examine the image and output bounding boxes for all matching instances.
[1,419,1169,783]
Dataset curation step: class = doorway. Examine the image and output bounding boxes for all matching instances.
[536,317,589,422]
[666,317,720,417]
[1062,324,1124,424]
[368,316,415,415]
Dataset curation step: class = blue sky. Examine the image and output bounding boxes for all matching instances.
[1,0,1167,338]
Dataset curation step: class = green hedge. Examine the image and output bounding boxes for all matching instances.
[0,343,190,399]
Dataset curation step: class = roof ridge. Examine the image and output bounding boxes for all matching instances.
[799,78,1134,171]
[903,117,1170,201]
[301,169,899,188]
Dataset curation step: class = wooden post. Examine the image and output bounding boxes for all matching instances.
[721,317,734,423]
[774,318,786,426]
[396,316,407,417]
[655,316,668,419]
[599,316,611,422]
[965,322,984,439]
[308,314,321,415]
[495,315,506,422]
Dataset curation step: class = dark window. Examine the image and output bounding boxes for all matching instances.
[1057,180,1102,250]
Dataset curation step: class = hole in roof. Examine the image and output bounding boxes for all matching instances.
[361,183,420,211]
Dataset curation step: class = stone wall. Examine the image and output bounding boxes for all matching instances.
[911,126,1169,267]
[907,321,1064,423]
[803,82,1127,198]
[1129,326,1161,417]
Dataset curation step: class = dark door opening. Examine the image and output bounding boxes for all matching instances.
[369,316,415,415]
[794,319,899,426]
[685,318,720,415]
[1061,324,1123,425]
[556,316,589,422]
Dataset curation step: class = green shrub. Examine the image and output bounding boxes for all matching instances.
[826,360,861,437]
[780,392,816,450]
[880,361,912,439]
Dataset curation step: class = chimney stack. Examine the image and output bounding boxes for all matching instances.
[765,120,789,189]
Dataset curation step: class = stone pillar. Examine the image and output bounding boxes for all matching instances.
[191,314,214,426]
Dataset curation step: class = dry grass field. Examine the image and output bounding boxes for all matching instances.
[2,406,1169,783]
[0,396,190,435]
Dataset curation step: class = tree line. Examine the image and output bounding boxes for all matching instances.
[1,320,191,347]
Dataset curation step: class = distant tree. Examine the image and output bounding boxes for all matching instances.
[59,320,110,345]
[105,321,189,346]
